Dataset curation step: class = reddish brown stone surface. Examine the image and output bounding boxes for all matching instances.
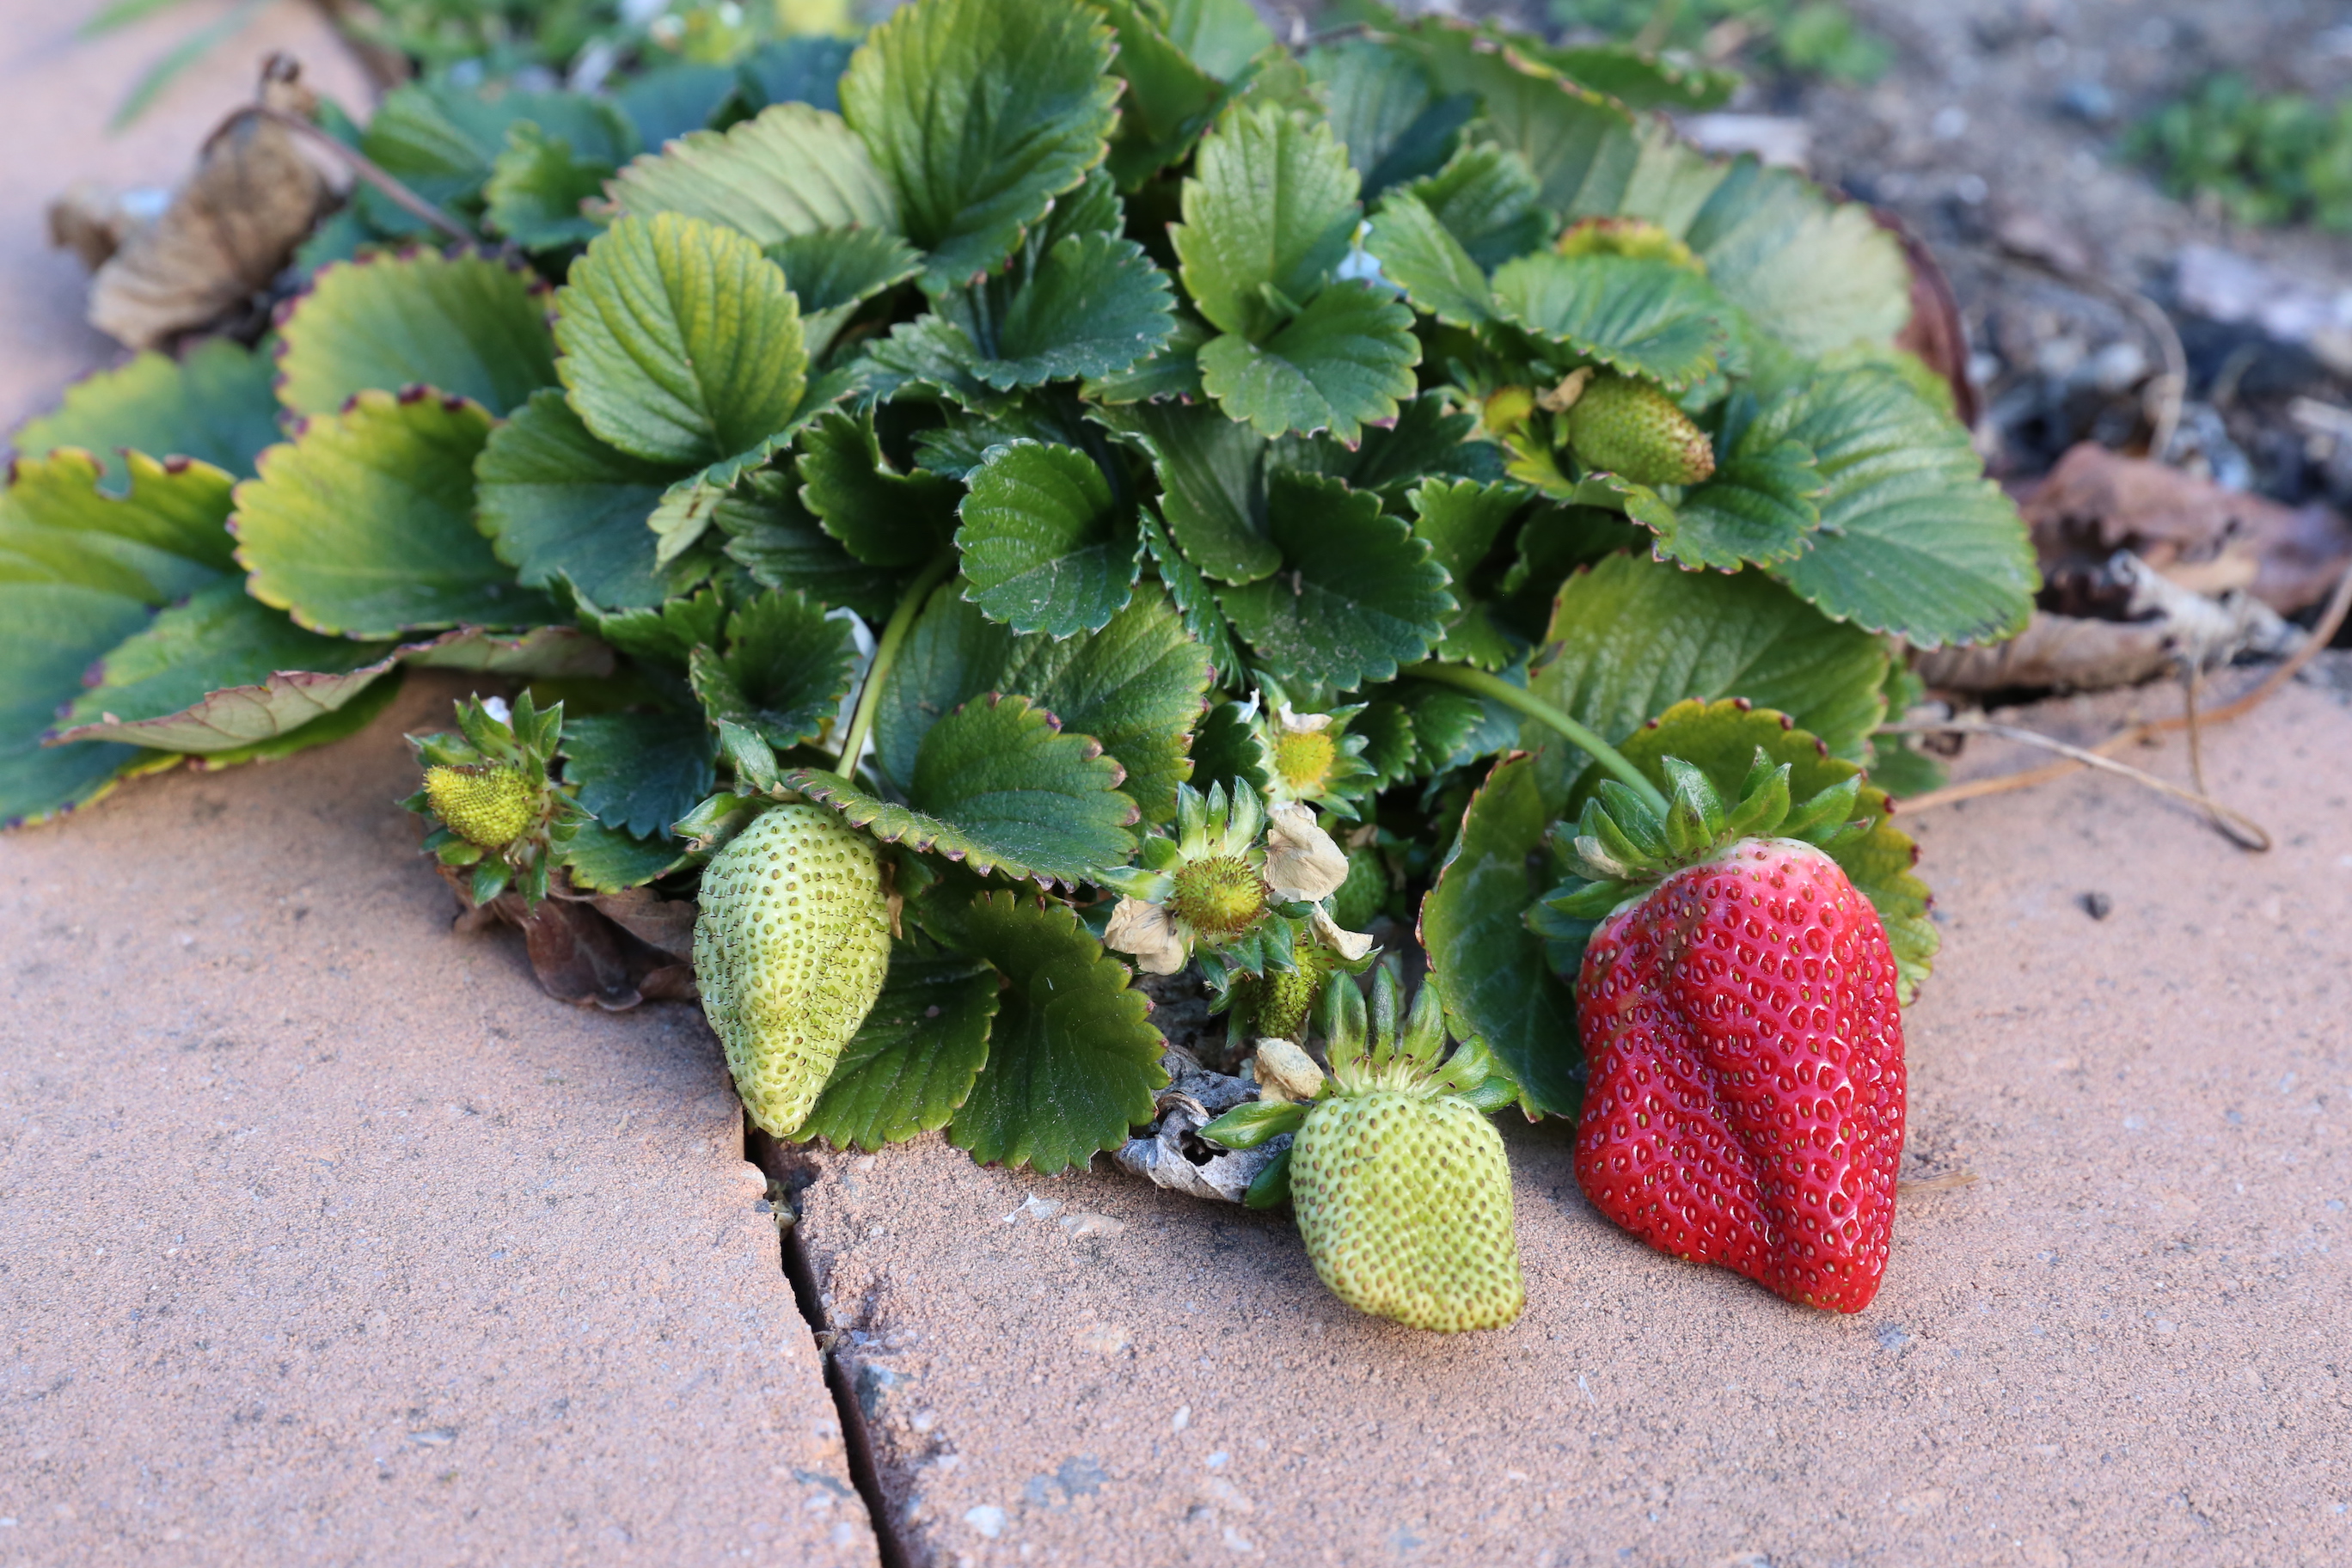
[0,677,875,1565]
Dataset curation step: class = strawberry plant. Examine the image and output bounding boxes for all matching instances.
[5,0,2034,1326]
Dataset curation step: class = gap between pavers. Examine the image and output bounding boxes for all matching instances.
[787,682,2352,1568]
[0,674,879,1565]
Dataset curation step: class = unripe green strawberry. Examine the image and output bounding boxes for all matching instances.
[1288,967,1523,1332]
[424,763,535,849]
[694,805,892,1138]
[1565,372,1715,487]
[1253,943,1332,1039]
[1292,1091,1523,1332]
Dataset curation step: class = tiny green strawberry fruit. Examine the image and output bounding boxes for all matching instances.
[1565,372,1715,487]
[1287,967,1524,1332]
[694,804,892,1138]
[424,764,535,849]
[1556,216,1706,275]
[404,693,587,909]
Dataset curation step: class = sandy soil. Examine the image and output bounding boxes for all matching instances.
[0,674,875,1566]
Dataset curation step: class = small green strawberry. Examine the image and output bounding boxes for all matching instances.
[1204,965,1524,1333]
[1565,371,1715,487]
[694,803,892,1138]
[404,693,588,909]
[424,764,535,849]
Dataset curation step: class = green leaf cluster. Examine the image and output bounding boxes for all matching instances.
[13,0,2033,1183]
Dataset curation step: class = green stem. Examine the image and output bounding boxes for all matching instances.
[834,551,956,783]
[1400,662,1671,818]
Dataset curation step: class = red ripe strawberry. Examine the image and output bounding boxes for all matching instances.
[1541,752,1905,1312]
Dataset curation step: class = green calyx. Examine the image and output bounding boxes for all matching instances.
[1543,747,1868,922]
[1203,965,1516,1153]
[403,691,588,909]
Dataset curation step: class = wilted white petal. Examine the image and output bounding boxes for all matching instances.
[1274,701,1332,734]
[1310,904,1375,962]
[1104,897,1188,975]
[1264,801,1349,901]
[1253,1037,1327,1102]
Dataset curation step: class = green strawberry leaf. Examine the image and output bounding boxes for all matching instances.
[1646,398,1822,571]
[875,585,1210,825]
[1418,750,1581,1118]
[709,468,901,623]
[1410,476,1527,669]
[854,313,1008,410]
[688,585,861,749]
[799,940,1001,1150]
[11,339,279,485]
[275,250,559,418]
[1173,101,1360,344]
[558,820,691,892]
[0,582,154,825]
[944,889,1166,1173]
[183,672,407,773]
[1396,22,1638,219]
[1197,279,1423,443]
[1366,188,1496,328]
[1352,697,1417,787]
[788,692,1139,887]
[612,62,742,149]
[1098,0,1224,189]
[1185,695,1271,799]
[2,447,235,601]
[1080,313,1211,404]
[559,710,715,840]
[767,225,924,353]
[1521,550,1890,811]
[485,113,639,250]
[475,389,695,613]
[47,580,392,750]
[1767,363,2037,649]
[234,390,546,638]
[968,231,1178,389]
[1159,0,1274,81]
[1306,36,1473,200]
[357,83,622,227]
[602,102,900,245]
[840,0,1120,289]
[1137,507,1246,689]
[1680,159,1910,361]
[1488,253,1731,391]
[794,407,960,571]
[1540,43,1739,112]
[738,34,859,114]
[1392,139,1547,272]
[955,439,1140,637]
[554,213,808,470]
[1088,400,1277,584]
[1571,696,1937,1003]
[1273,396,1505,507]
[576,590,726,667]
[1216,473,1454,694]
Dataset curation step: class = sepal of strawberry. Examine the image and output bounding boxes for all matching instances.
[1541,751,1868,922]
[403,693,590,910]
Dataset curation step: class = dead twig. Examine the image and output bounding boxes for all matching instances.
[1892,554,2352,824]
[1880,714,2272,849]
[228,103,476,245]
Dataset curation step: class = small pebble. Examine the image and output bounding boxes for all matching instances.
[2079,892,2113,921]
